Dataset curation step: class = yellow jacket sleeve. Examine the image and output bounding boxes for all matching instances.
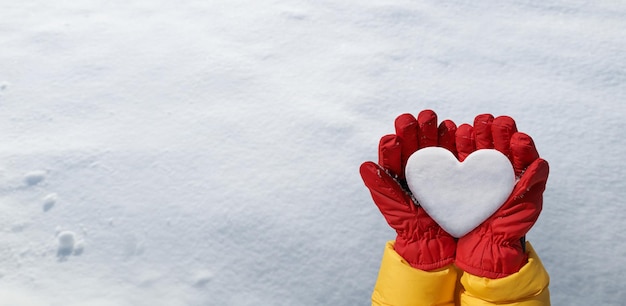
[372,241,458,306]
[459,242,550,306]
[371,241,550,306]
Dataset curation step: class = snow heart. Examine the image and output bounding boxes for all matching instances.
[405,147,516,238]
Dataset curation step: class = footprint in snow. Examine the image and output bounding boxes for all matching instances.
[56,231,84,260]
[24,170,46,186]
[43,193,57,212]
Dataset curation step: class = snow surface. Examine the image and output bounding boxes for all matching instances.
[406,148,516,238]
[1,0,625,305]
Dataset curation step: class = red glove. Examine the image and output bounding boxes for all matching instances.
[360,110,457,271]
[455,114,550,279]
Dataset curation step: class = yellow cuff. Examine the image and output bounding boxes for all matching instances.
[460,242,550,305]
[372,241,458,306]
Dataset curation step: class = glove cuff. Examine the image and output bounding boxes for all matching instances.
[455,236,527,279]
[394,234,456,271]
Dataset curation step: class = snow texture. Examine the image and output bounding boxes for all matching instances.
[0,0,625,305]
[406,148,515,238]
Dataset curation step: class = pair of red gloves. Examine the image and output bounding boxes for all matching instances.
[360,110,549,279]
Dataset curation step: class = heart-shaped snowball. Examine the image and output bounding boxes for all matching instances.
[405,147,516,238]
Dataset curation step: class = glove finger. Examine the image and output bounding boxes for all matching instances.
[510,132,540,176]
[492,158,549,237]
[417,109,438,148]
[492,116,518,160]
[395,113,419,171]
[378,134,402,178]
[438,119,457,157]
[359,161,416,229]
[455,123,475,161]
[474,114,495,149]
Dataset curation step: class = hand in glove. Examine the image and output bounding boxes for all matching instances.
[360,110,457,271]
[455,114,549,279]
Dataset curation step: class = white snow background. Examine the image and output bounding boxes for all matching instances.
[1,0,625,305]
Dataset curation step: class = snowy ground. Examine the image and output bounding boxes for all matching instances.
[1,0,625,305]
